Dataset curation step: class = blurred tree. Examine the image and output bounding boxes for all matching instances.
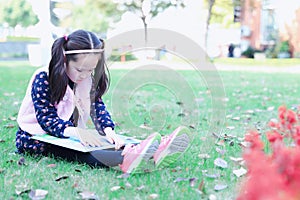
[204,0,215,52]
[203,0,237,51]
[58,0,122,35]
[119,0,185,44]
[50,1,60,26]
[205,0,235,27]
[0,0,38,28]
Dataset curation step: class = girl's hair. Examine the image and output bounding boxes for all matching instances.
[48,29,109,104]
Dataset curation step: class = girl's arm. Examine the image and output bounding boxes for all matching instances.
[31,72,73,138]
[91,98,115,135]
[91,98,125,149]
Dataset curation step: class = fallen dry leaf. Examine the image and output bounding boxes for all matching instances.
[189,124,195,129]
[110,186,122,191]
[18,157,25,166]
[215,140,225,146]
[124,182,131,188]
[139,124,152,130]
[215,147,226,155]
[174,177,198,186]
[176,101,183,106]
[267,106,275,111]
[239,141,251,148]
[78,191,99,200]
[28,189,48,200]
[214,184,228,191]
[198,179,205,192]
[226,126,235,130]
[149,194,159,199]
[177,113,186,117]
[245,110,254,114]
[209,194,217,200]
[229,156,244,163]
[233,167,247,177]
[16,188,31,196]
[116,173,130,179]
[3,92,15,96]
[232,117,240,121]
[198,153,210,159]
[203,173,221,179]
[189,178,198,187]
[55,175,69,182]
[46,164,56,168]
[15,184,30,196]
[4,124,15,128]
[9,116,17,121]
[136,185,145,191]
[214,158,228,169]
[72,182,79,188]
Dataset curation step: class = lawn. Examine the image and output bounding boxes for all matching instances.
[0,61,299,199]
[213,57,300,66]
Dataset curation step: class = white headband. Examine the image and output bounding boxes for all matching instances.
[64,49,104,55]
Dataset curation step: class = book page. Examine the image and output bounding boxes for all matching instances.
[32,129,140,152]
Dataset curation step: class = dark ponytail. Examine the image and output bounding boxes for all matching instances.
[49,37,68,104]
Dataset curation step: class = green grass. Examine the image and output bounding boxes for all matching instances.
[213,57,300,66]
[0,61,300,199]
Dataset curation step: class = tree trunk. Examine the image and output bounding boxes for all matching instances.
[205,0,215,56]
[141,15,147,46]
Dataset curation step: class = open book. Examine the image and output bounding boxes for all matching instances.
[32,129,140,152]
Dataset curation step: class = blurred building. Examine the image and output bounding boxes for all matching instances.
[238,0,300,57]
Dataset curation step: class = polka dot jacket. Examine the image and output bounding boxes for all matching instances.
[16,71,115,154]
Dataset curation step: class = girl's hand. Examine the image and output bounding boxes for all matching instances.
[104,127,125,150]
[64,127,103,147]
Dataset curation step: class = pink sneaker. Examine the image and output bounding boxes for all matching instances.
[153,126,192,168]
[119,132,161,174]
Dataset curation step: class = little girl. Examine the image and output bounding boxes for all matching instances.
[15,29,192,174]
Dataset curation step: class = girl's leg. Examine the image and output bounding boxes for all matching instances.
[46,144,124,167]
[16,128,47,154]
[16,128,124,168]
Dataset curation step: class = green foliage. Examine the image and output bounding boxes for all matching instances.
[61,0,122,34]
[241,46,255,58]
[278,41,290,53]
[0,0,38,28]
[264,46,277,58]
[265,41,291,58]
[204,0,236,27]
[121,0,185,19]
[119,0,185,42]
[6,36,39,42]
[50,1,60,26]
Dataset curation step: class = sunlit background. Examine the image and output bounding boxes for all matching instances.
[0,0,300,66]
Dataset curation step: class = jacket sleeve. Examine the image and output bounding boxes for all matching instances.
[31,72,73,138]
[90,98,115,135]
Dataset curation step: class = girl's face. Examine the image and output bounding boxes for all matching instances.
[66,54,101,83]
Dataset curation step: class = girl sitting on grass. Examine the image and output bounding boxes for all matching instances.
[15,29,192,174]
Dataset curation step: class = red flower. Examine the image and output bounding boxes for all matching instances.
[278,105,287,120]
[244,130,264,150]
[238,105,300,200]
[286,110,297,124]
[266,130,283,143]
[237,150,290,200]
[268,119,279,129]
